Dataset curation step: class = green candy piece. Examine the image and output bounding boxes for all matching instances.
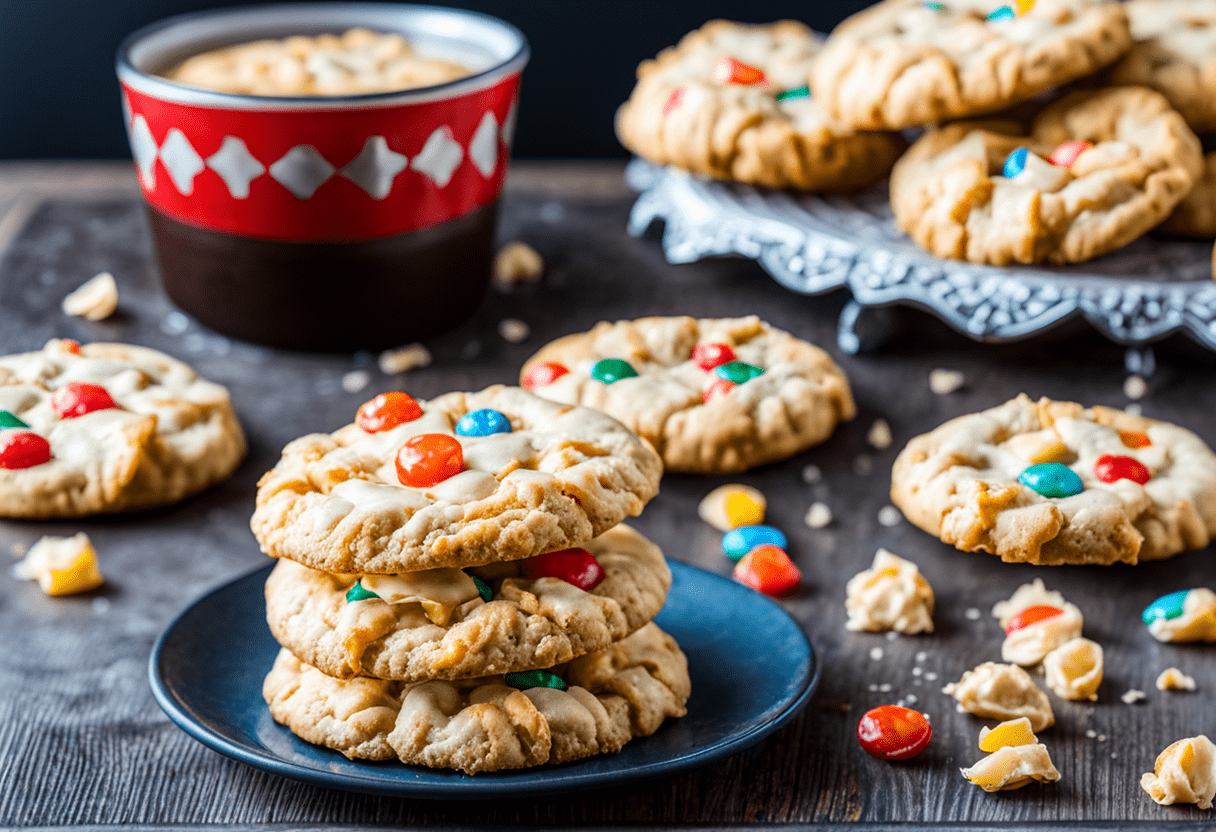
[504,669,568,691]
[590,358,638,385]
[776,85,810,102]
[0,410,29,429]
[471,574,493,603]
[345,579,381,603]
[714,362,764,384]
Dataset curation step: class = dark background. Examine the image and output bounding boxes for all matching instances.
[0,1,869,160]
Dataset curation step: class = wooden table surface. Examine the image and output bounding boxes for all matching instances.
[1,161,1214,830]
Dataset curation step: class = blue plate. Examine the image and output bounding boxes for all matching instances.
[149,560,818,798]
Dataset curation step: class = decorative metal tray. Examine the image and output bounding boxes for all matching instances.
[626,159,1216,354]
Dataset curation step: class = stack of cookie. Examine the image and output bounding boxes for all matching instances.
[251,385,691,774]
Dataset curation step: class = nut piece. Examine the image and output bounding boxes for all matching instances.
[1042,637,1103,701]
[493,241,544,289]
[11,533,104,596]
[1141,735,1216,809]
[943,662,1054,732]
[993,579,1084,666]
[1156,668,1197,692]
[845,548,934,634]
[62,272,118,321]
[378,343,432,375]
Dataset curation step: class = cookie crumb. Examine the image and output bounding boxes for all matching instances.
[913,667,923,676]
[929,368,965,395]
[1123,374,1147,400]
[161,311,190,335]
[804,501,832,528]
[341,370,371,394]
[1086,729,1097,738]
[492,241,544,289]
[867,419,893,449]
[924,672,937,682]
[378,343,432,375]
[1121,689,1147,705]
[868,684,879,692]
[62,271,119,321]
[870,647,884,661]
[12,533,104,596]
[916,652,928,662]
[1098,734,1107,742]
[1155,667,1197,692]
[498,318,530,343]
[801,464,823,484]
[965,607,981,620]
[886,631,899,641]
[853,454,873,476]
[879,683,892,693]
[877,505,902,527]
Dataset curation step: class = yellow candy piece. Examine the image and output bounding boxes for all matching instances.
[978,717,1037,752]
[698,484,767,531]
[1015,0,1035,12]
[13,533,104,597]
[964,746,1023,789]
[724,491,765,528]
[1004,429,1070,465]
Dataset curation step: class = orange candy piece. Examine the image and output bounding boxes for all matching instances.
[1049,140,1092,167]
[1004,605,1064,635]
[713,57,766,85]
[396,434,464,487]
[356,392,423,433]
[703,379,735,403]
[734,544,800,596]
[857,705,933,760]
[1120,431,1151,448]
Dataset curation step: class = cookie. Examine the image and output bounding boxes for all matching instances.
[265,524,672,681]
[262,622,691,774]
[0,339,245,517]
[1160,150,1216,237]
[811,0,1133,131]
[889,87,1203,265]
[251,385,662,574]
[891,394,1216,565]
[519,316,855,474]
[615,20,906,191]
[1107,1,1216,133]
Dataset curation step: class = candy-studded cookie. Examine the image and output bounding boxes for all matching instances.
[520,316,855,474]
[251,386,662,574]
[263,622,690,774]
[1107,1,1216,134]
[891,394,1216,565]
[811,0,1133,131]
[889,87,1202,265]
[1161,151,1216,237]
[615,20,906,191]
[0,339,245,517]
[265,524,671,682]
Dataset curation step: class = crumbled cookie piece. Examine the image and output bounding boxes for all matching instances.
[1042,637,1103,701]
[1144,588,1216,643]
[1141,735,1216,809]
[804,501,832,529]
[12,533,103,596]
[943,662,1054,732]
[929,368,965,395]
[1156,668,1197,692]
[62,272,118,321]
[498,319,530,344]
[1122,689,1148,705]
[994,579,1084,667]
[867,419,893,449]
[845,548,934,634]
[378,343,432,375]
[493,241,544,289]
[963,718,1060,792]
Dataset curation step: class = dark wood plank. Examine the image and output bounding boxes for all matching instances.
[0,163,1214,826]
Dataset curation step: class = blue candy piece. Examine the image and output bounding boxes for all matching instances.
[455,408,512,437]
[1003,147,1029,178]
[1018,462,1083,498]
[987,5,1016,20]
[722,525,788,561]
[1142,589,1190,625]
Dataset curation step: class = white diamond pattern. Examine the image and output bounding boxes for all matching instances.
[207,136,265,199]
[411,127,464,188]
[340,136,408,199]
[468,112,499,178]
[129,115,158,189]
[501,100,518,149]
[268,145,336,199]
[159,129,205,195]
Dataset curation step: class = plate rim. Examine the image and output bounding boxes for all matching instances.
[148,559,820,798]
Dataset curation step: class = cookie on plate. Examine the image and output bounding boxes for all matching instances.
[891,394,1216,565]
[263,622,690,774]
[811,0,1133,131]
[615,20,906,191]
[265,524,672,682]
[1107,0,1216,134]
[0,339,245,518]
[251,385,662,574]
[1160,150,1216,237]
[889,87,1203,265]
[519,316,855,474]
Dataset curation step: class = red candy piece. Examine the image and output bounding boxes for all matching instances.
[1004,605,1064,635]
[663,87,685,116]
[1094,454,1151,485]
[857,705,932,760]
[691,342,737,371]
[714,57,766,85]
[1049,140,1093,167]
[734,544,800,596]
[396,434,464,487]
[703,379,736,403]
[0,431,52,470]
[522,362,569,390]
[62,340,81,355]
[522,547,605,591]
[1119,431,1151,449]
[50,382,117,419]
[356,391,423,433]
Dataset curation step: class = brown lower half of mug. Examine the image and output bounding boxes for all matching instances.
[146,200,499,352]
